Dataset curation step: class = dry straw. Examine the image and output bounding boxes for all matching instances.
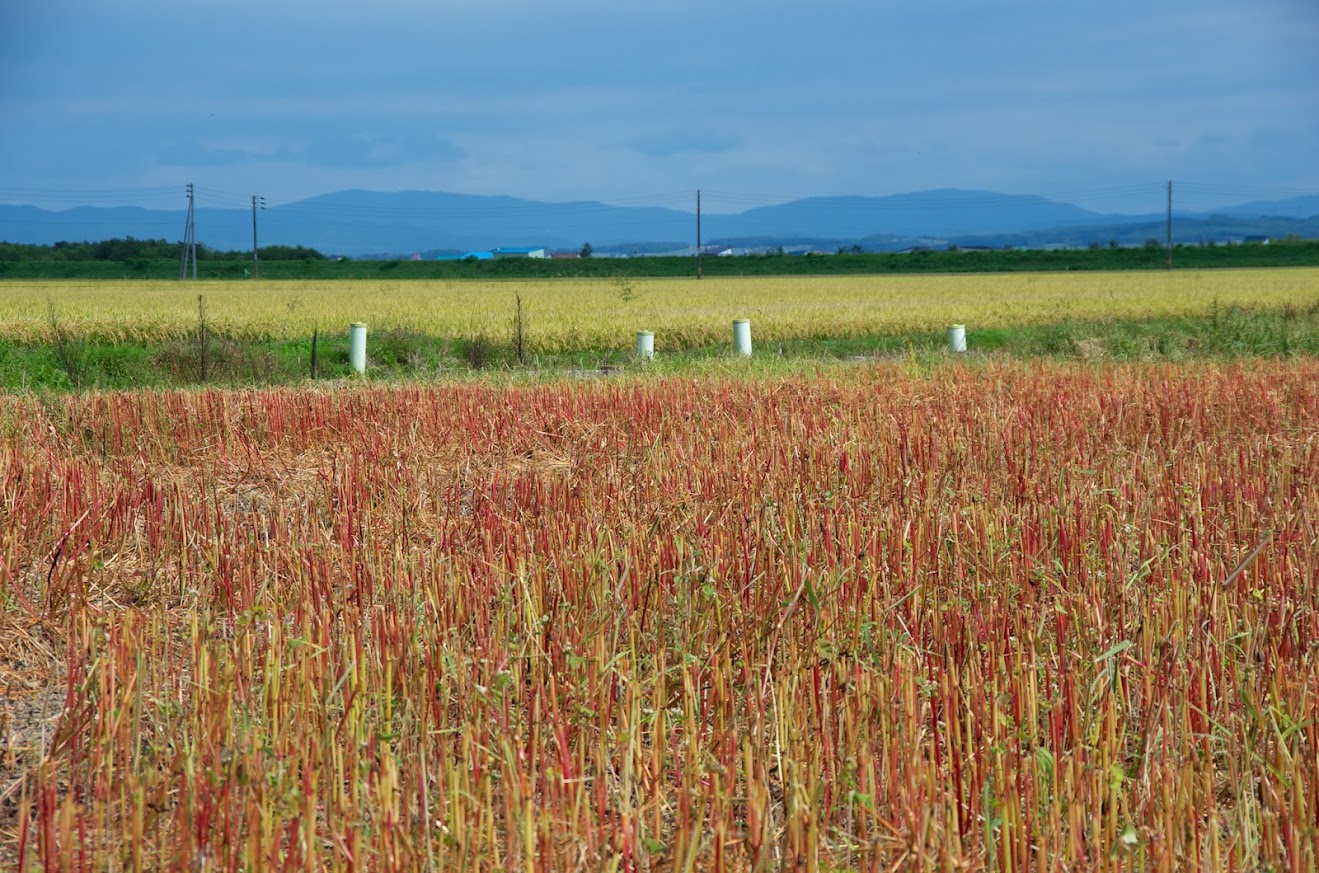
[1,359,1316,869]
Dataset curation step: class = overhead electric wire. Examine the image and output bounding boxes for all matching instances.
[0,186,182,210]
[192,186,261,209]
[702,184,1175,215]
[270,190,697,223]
[1175,180,1316,200]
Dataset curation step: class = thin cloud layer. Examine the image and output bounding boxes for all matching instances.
[1,0,1316,213]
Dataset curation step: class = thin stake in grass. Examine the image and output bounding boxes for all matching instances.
[46,299,86,388]
[197,294,208,383]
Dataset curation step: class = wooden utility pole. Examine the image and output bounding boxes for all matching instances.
[696,189,703,280]
[1165,180,1173,270]
[252,195,265,278]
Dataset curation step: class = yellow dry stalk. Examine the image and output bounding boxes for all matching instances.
[5,268,1318,352]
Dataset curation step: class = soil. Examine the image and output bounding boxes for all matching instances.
[0,613,67,866]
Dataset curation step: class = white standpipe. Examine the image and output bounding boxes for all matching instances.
[636,330,655,360]
[350,322,367,373]
[733,319,752,356]
[947,324,967,353]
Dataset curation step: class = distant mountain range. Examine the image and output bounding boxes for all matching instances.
[2,189,1317,257]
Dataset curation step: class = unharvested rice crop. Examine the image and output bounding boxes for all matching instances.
[1,360,1316,869]
[5,267,1319,352]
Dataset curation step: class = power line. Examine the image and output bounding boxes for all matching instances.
[0,186,180,208]
[1175,180,1317,198]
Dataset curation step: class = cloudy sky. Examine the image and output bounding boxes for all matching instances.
[2,0,1317,215]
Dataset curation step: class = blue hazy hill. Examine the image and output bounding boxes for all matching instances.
[1,188,1314,256]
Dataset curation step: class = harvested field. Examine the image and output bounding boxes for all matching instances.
[1,360,1317,869]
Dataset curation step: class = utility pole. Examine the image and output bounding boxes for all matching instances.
[251,195,265,278]
[1165,180,1173,270]
[695,189,702,280]
[179,183,197,280]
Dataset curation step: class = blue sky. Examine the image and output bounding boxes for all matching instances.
[2,0,1317,215]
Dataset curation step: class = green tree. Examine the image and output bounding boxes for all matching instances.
[580,242,593,258]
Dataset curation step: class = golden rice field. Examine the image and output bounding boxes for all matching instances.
[6,267,1319,352]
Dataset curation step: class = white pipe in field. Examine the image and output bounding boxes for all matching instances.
[636,330,655,360]
[947,324,967,353]
[733,319,752,356]
[350,322,367,373]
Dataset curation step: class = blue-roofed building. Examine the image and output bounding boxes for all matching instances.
[492,247,546,259]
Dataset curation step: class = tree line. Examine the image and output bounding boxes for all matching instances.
[0,237,327,262]
[1,236,1317,280]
